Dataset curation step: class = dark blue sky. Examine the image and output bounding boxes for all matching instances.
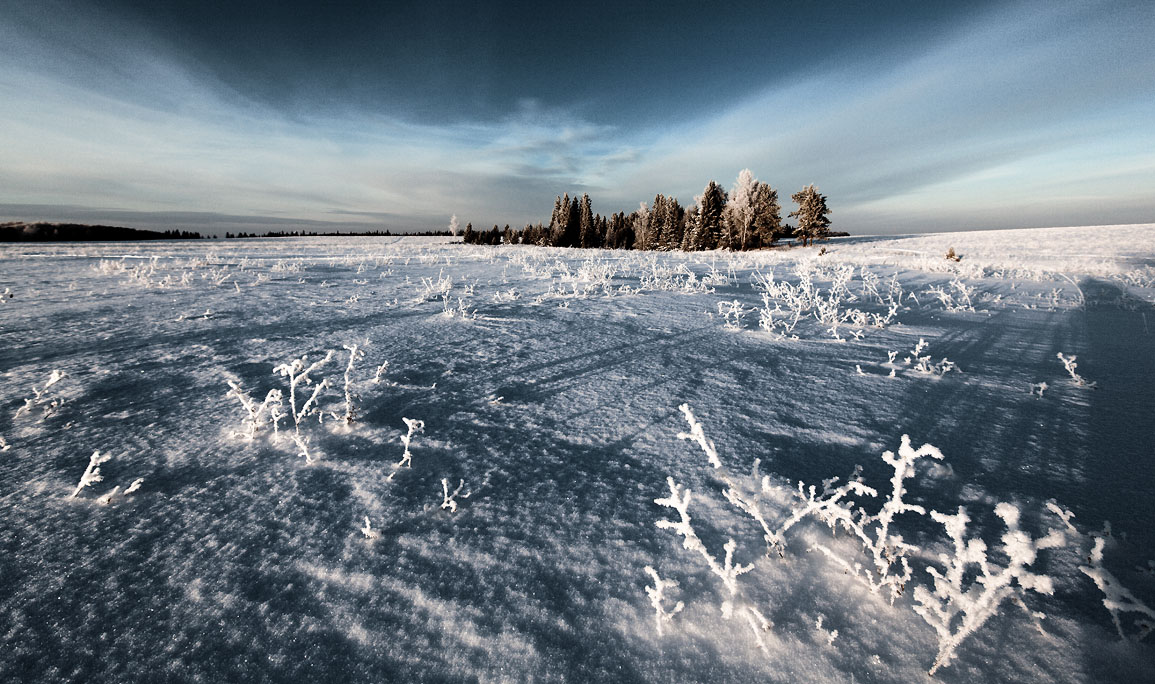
[2,0,1152,234]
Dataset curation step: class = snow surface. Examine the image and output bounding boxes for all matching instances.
[1,225,1153,682]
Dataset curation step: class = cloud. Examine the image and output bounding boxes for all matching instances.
[1,0,1151,235]
[594,0,1155,230]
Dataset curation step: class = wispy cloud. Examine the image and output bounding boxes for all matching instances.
[1,0,1151,234]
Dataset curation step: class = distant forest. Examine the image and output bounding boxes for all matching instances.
[1,222,204,242]
[461,171,846,251]
[224,230,453,238]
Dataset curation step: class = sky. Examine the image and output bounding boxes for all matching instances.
[1,0,1153,236]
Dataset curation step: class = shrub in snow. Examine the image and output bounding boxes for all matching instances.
[440,478,470,513]
[1080,528,1155,642]
[360,516,381,540]
[226,381,283,440]
[388,418,425,477]
[654,476,772,655]
[70,450,111,499]
[273,351,333,463]
[341,343,366,424]
[717,300,745,330]
[372,361,390,385]
[643,566,684,637]
[912,503,1066,675]
[807,435,945,604]
[14,369,66,421]
[814,615,838,646]
[1057,352,1094,387]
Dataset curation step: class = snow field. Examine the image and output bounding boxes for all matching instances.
[1,226,1153,682]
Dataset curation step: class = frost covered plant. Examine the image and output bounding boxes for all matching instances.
[124,478,144,496]
[360,516,381,540]
[0,435,10,452]
[1030,381,1048,398]
[440,478,470,513]
[70,450,111,498]
[643,566,684,637]
[389,417,425,476]
[14,369,66,421]
[372,361,390,384]
[655,477,753,597]
[1057,352,1094,387]
[654,476,772,654]
[913,503,1066,675]
[226,381,284,440]
[809,436,945,603]
[341,343,366,423]
[718,300,745,330]
[273,351,333,463]
[1080,530,1155,641]
[814,615,839,646]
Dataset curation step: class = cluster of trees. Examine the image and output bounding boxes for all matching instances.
[461,170,835,251]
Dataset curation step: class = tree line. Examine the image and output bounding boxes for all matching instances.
[0,222,204,242]
[225,229,454,239]
[460,170,836,250]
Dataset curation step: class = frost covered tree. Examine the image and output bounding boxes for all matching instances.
[684,182,726,251]
[724,169,781,251]
[789,185,832,247]
[751,181,784,247]
[632,201,651,251]
[448,214,459,237]
[578,194,597,248]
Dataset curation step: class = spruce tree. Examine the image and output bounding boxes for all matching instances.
[752,182,783,247]
[697,181,727,250]
[578,193,595,248]
[789,185,832,247]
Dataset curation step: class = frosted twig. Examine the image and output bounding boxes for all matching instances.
[389,418,425,477]
[15,370,66,420]
[124,478,144,496]
[341,343,366,423]
[71,450,112,498]
[676,403,721,469]
[96,486,120,505]
[913,503,1066,674]
[227,381,283,440]
[1057,352,1094,387]
[643,566,684,637]
[1081,533,1155,641]
[440,478,470,513]
[655,477,753,596]
[361,516,381,540]
[372,361,390,384]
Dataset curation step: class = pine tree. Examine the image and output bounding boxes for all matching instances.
[550,193,570,246]
[657,196,684,250]
[578,194,595,248]
[463,222,474,244]
[789,185,832,247]
[681,205,700,251]
[696,181,727,250]
[751,182,783,247]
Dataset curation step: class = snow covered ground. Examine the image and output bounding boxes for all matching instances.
[1,225,1153,683]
